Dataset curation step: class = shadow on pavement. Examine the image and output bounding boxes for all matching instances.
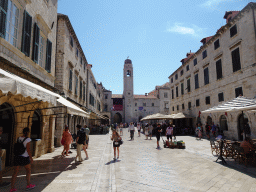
[105,159,121,165]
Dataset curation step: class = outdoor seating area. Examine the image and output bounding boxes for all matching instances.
[210,139,256,166]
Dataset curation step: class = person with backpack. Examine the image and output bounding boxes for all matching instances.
[10,127,35,192]
[75,125,86,162]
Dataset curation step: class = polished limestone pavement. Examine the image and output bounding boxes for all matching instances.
[2,128,256,192]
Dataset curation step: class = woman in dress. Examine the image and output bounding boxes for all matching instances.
[61,127,73,156]
[137,122,141,137]
[111,130,122,160]
[197,123,203,140]
[10,127,35,192]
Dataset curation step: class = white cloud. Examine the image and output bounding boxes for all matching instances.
[200,0,235,8]
[165,22,205,37]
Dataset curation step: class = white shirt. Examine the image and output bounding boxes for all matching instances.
[166,127,173,135]
[137,124,141,130]
[128,124,135,131]
[18,137,31,157]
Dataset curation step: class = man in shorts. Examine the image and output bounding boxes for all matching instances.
[156,124,162,149]
[0,127,10,188]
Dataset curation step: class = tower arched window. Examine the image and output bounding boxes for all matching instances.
[127,70,131,77]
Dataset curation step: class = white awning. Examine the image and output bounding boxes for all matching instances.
[0,69,89,118]
[57,97,89,118]
[202,96,256,113]
[0,68,58,104]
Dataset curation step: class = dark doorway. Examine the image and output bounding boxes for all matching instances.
[31,109,41,140]
[220,115,228,131]
[102,115,109,125]
[238,113,248,141]
[113,113,122,124]
[0,103,15,166]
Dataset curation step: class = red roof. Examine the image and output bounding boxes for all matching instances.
[200,36,213,45]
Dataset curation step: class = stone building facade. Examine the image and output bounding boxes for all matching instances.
[55,13,90,143]
[168,2,256,140]
[0,0,58,168]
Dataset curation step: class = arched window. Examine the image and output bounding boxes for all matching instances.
[31,109,42,140]
[127,70,131,77]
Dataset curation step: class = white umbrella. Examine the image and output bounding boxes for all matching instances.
[140,113,170,121]
[171,112,194,119]
[202,96,256,113]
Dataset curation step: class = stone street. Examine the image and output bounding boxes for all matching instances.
[2,128,256,192]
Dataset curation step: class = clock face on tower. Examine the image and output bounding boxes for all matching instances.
[126,91,131,97]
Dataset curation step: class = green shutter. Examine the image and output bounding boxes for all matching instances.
[21,11,32,57]
[45,39,52,73]
[32,23,40,63]
[0,0,8,38]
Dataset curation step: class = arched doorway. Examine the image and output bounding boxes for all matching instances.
[207,116,212,125]
[220,115,228,131]
[238,113,248,141]
[0,103,15,166]
[113,113,122,124]
[31,109,42,140]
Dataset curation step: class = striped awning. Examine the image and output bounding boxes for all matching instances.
[202,96,256,113]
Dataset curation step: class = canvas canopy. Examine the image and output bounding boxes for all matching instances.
[170,112,194,119]
[0,69,89,118]
[201,96,256,113]
[140,113,170,121]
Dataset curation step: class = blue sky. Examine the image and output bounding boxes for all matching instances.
[57,0,251,94]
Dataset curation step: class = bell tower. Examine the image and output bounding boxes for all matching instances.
[123,58,134,123]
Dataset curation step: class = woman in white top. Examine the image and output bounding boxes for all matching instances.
[137,122,141,137]
[10,127,35,192]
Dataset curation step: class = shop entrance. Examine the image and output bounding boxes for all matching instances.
[31,109,41,140]
[238,113,248,141]
[0,103,15,166]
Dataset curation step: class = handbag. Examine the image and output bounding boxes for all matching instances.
[61,138,65,145]
[119,139,123,145]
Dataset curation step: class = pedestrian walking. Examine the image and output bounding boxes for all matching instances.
[111,130,122,160]
[120,122,123,136]
[61,126,73,157]
[155,124,162,149]
[205,123,211,139]
[211,122,217,138]
[128,122,135,140]
[84,125,90,148]
[145,124,149,140]
[10,127,35,192]
[137,122,141,137]
[75,125,86,162]
[197,123,203,140]
[166,124,173,142]
[148,124,153,140]
[0,127,10,189]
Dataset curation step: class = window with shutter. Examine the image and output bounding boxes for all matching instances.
[0,0,8,38]
[188,102,191,110]
[182,104,184,110]
[45,39,52,73]
[187,78,191,92]
[181,83,184,95]
[186,65,189,71]
[69,69,72,91]
[216,59,222,80]
[232,48,241,72]
[80,80,82,98]
[172,106,174,111]
[177,105,179,111]
[175,74,178,80]
[180,70,183,76]
[172,89,174,99]
[214,39,220,50]
[21,10,32,57]
[230,25,237,37]
[204,67,209,85]
[205,96,210,105]
[202,50,207,59]
[235,87,243,97]
[75,75,78,95]
[196,99,200,107]
[218,92,224,102]
[83,84,85,101]
[171,78,173,83]
[193,58,197,66]
[176,86,178,97]
[32,23,40,63]
[195,73,199,89]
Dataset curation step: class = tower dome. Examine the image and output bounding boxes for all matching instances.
[124,59,132,64]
